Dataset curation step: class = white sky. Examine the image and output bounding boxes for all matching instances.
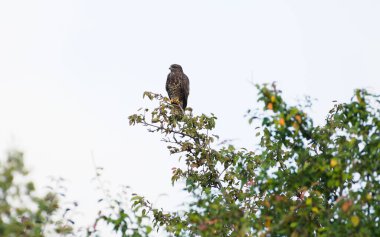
[0,0,379,233]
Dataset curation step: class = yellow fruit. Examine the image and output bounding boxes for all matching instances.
[351,215,360,227]
[306,198,312,206]
[312,207,319,213]
[330,158,338,168]
[271,95,276,102]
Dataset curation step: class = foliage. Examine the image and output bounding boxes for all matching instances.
[0,151,76,237]
[117,84,379,236]
[2,84,379,237]
[86,167,153,237]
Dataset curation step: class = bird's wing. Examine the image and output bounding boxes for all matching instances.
[166,73,171,98]
[181,74,190,109]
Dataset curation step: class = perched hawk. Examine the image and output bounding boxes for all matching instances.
[166,64,190,111]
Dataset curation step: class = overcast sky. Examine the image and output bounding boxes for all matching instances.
[0,0,379,234]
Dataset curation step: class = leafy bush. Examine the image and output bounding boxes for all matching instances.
[0,151,76,237]
[2,84,379,237]
[118,84,379,236]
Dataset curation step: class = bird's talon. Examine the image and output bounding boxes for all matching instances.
[171,98,180,105]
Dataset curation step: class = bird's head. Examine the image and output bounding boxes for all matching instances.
[169,64,183,72]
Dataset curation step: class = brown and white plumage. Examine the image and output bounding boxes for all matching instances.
[166,64,190,110]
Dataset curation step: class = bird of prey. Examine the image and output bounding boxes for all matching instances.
[166,64,190,112]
